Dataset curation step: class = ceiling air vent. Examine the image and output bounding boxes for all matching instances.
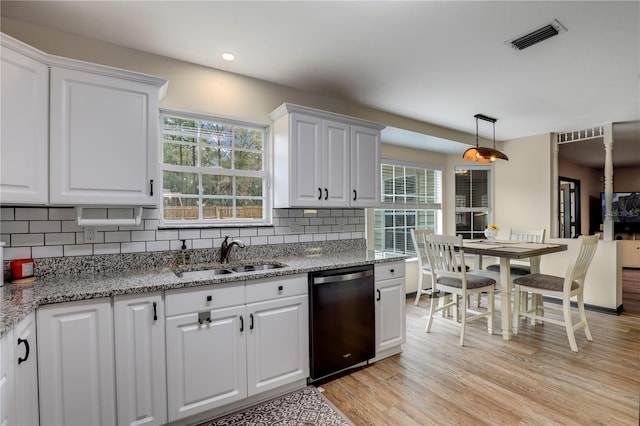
[508,19,567,50]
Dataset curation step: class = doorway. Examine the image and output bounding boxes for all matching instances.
[559,177,581,238]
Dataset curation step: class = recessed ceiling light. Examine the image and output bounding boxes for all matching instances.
[221,52,236,61]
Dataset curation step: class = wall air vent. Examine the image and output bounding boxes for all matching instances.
[508,19,567,50]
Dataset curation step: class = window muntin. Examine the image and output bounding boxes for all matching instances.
[455,166,491,239]
[160,111,269,226]
[374,162,442,255]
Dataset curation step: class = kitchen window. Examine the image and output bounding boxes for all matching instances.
[455,166,491,239]
[373,162,442,255]
[160,110,269,227]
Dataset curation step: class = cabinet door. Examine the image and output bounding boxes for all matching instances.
[0,328,15,426]
[14,313,39,426]
[114,293,167,426]
[620,242,640,268]
[246,294,309,396]
[375,278,406,356]
[350,124,381,207]
[49,67,158,206]
[289,113,323,207]
[323,120,350,206]
[0,46,49,205]
[37,298,116,426]
[166,306,247,421]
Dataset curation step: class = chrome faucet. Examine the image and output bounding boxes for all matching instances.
[220,236,245,263]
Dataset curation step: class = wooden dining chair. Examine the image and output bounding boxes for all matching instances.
[480,228,546,309]
[486,228,546,275]
[410,228,434,305]
[513,234,599,352]
[423,233,496,346]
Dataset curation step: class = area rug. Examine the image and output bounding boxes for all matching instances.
[198,386,354,426]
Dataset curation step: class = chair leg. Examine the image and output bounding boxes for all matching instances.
[487,289,495,335]
[577,292,593,342]
[414,273,424,305]
[514,286,521,335]
[426,291,437,333]
[459,295,467,346]
[563,296,578,352]
[476,292,481,308]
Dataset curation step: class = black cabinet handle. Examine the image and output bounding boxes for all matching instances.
[278,285,283,291]
[150,179,154,196]
[152,302,158,321]
[250,313,254,330]
[17,338,29,365]
[206,295,212,302]
[376,289,381,302]
[353,189,357,201]
[324,188,328,200]
[240,315,244,332]
[318,188,322,200]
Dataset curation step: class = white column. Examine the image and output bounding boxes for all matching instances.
[551,134,559,238]
[603,123,614,241]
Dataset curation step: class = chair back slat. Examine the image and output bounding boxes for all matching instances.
[566,234,599,284]
[410,229,433,267]
[510,228,546,243]
[424,234,466,281]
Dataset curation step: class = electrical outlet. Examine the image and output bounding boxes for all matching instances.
[84,226,97,243]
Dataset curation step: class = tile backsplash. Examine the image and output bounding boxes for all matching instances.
[0,207,366,261]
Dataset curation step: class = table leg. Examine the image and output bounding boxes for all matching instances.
[500,257,512,340]
[529,256,543,324]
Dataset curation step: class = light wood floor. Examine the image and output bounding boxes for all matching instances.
[320,295,640,425]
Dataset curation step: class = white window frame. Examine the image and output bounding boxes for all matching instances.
[374,160,443,256]
[159,109,271,228]
[455,165,492,239]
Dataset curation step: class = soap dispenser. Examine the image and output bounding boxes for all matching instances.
[177,240,187,266]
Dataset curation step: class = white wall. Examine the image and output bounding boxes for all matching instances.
[542,239,620,310]
[493,134,554,238]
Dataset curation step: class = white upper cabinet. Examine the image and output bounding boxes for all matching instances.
[271,103,384,208]
[0,35,49,205]
[49,65,164,206]
[350,124,381,207]
[0,32,167,208]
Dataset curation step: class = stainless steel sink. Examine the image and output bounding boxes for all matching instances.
[175,268,233,279]
[231,263,286,273]
[174,262,287,279]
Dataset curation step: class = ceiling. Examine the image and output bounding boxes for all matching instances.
[2,1,639,161]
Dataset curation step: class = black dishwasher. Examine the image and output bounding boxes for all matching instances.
[309,264,375,382]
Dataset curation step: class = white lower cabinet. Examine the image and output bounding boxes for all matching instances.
[37,298,116,426]
[246,281,309,396]
[114,292,167,426]
[0,323,16,426]
[0,312,39,426]
[166,275,309,422]
[374,262,406,359]
[14,313,39,426]
[166,304,247,421]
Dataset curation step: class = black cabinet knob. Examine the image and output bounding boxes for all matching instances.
[206,295,212,302]
[278,285,283,291]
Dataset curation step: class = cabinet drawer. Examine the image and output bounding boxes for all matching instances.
[375,261,406,281]
[165,282,244,317]
[245,274,307,304]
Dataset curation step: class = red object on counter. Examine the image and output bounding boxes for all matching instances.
[11,259,34,279]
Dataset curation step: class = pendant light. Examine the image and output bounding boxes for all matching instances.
[462,114,509,163]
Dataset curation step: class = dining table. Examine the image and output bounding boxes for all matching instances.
[461,239,568,340]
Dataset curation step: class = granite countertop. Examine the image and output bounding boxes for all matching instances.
[1,249,407,337]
